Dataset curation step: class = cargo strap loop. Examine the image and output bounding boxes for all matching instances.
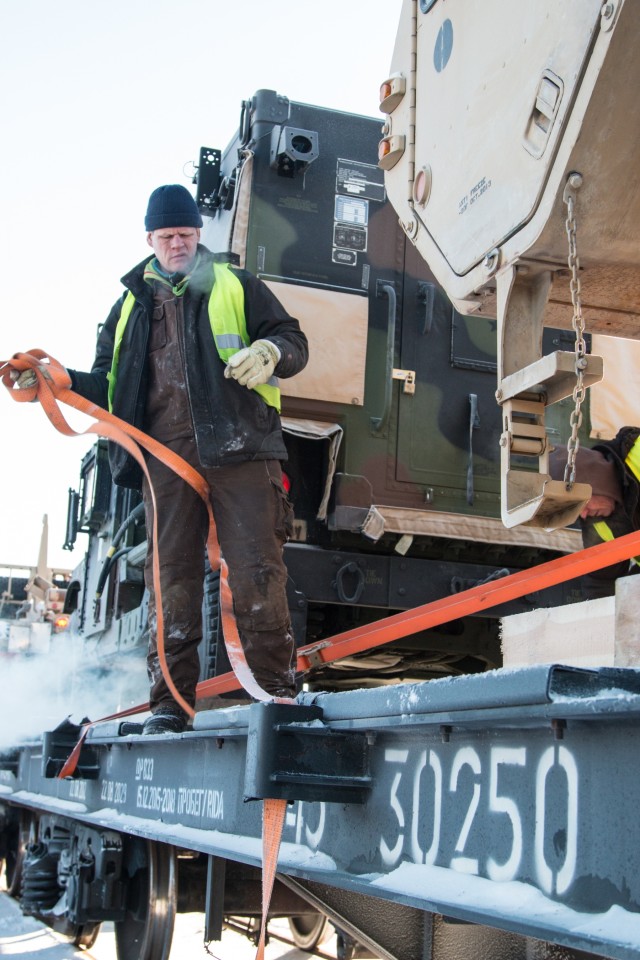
[1,350,299,960]
[0,350,274,723]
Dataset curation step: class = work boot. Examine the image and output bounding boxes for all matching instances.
[142,709,187,735]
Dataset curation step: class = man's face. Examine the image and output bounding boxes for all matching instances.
[580,494,617,520]
[147,227,200,275]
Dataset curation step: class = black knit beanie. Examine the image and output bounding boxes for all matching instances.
[144,184,203,231]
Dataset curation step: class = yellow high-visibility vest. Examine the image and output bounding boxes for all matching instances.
[625,436,640,483]
[107,261,280,413]
[589,435,640,564]
[592,520,640,566]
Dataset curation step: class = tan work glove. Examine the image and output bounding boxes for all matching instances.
[224,339,280,389]
[10,366,54,389]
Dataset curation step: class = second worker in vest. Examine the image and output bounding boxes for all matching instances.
[549,427,640,599]
[58,184,308,733]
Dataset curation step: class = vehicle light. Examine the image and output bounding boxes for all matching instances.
[281,471,292,495]
[413,165,432,206]
[54,615,70,632]
[379,75,406,114]
[377,134,406,171]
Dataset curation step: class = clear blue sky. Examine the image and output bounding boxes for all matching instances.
[0,0,402,570]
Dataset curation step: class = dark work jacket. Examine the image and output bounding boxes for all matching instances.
[68,246,308,488]
[580,426,640,598]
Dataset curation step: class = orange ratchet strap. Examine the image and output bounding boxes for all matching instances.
[195,523,640,699]
[2,350,295,960]
[0,350,273,714]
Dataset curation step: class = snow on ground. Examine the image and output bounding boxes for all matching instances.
[0,889,338,960]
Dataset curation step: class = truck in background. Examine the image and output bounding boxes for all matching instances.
[0,516,70,658]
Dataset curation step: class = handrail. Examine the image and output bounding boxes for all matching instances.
[370,282,397,434]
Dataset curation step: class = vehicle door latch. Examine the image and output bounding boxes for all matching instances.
[392,368,416,394]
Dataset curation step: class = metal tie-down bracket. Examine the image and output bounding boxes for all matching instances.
[41,718,100,780]
[244,702,372,804]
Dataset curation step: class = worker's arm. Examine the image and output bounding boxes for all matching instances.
[66,296,123,408]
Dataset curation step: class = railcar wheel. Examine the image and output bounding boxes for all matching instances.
[114,839,176,960]
[288,911,330,950]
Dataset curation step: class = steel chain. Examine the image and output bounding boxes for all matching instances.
[562,173,586,485]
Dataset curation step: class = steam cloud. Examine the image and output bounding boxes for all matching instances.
[0,631,149,752]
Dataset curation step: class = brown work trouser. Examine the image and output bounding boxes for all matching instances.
[141,438,296,712]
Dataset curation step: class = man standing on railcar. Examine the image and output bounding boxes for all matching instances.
[15,184,308,733]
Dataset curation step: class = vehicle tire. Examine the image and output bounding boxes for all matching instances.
[200,566,232,681]
[336,928,367,960]
[288,911,331,950]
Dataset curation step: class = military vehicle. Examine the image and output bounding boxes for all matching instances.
[381,0,640,529]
